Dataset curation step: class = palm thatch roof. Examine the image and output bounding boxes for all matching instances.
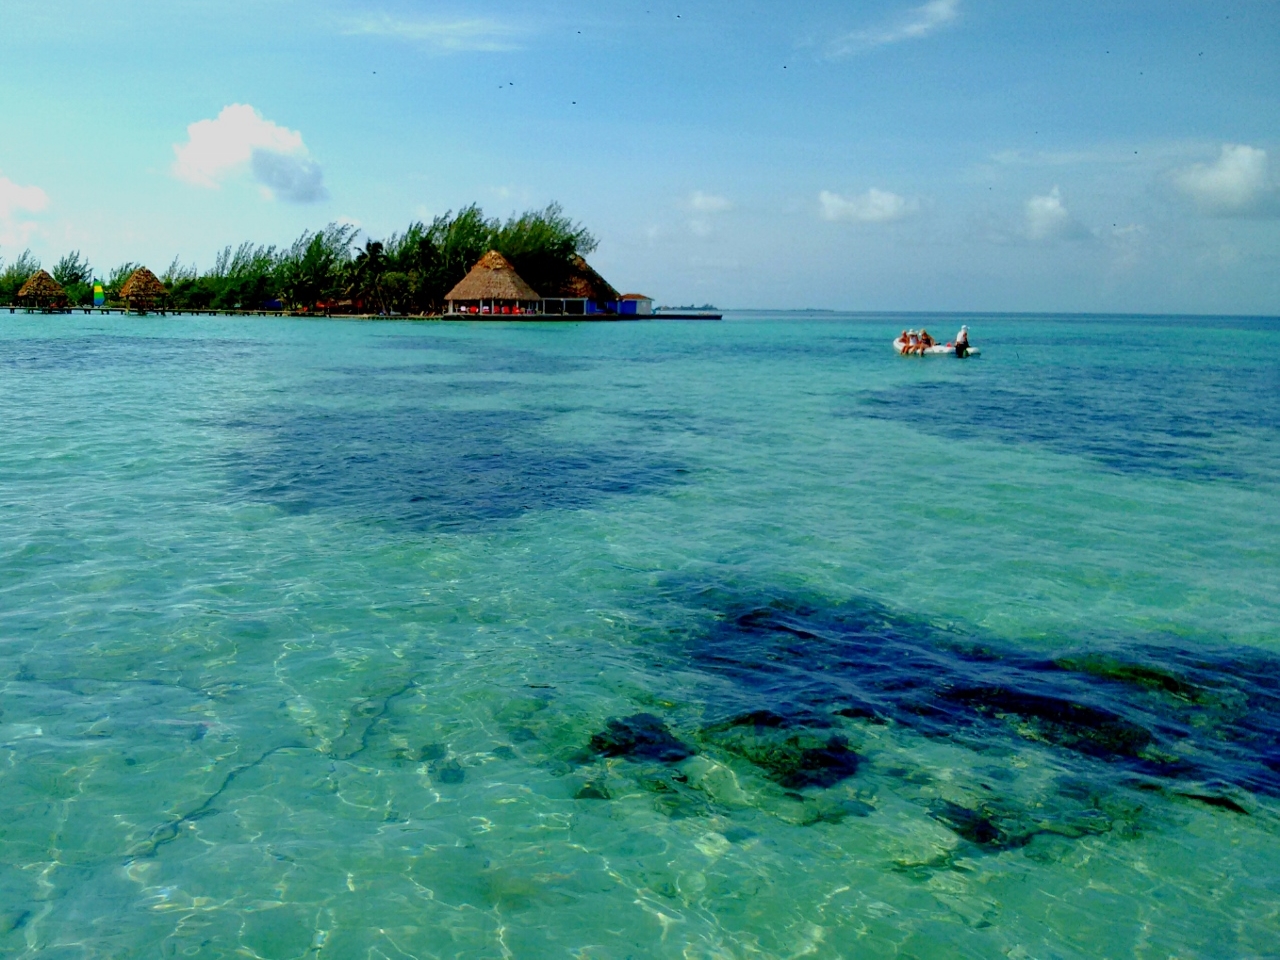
[119,267,167,308]
[539,255,619,302]
[17,270,67,308]
[445,251,541,302]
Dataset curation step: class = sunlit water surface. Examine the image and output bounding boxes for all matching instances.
[1,312,1278,958]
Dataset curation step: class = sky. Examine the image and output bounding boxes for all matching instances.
[1,0,1278,314]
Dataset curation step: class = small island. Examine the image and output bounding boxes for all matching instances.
[0,204,720,320]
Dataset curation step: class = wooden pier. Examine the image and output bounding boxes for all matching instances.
[4,306,425,320]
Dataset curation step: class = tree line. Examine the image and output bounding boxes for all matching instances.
[0,203,596,314]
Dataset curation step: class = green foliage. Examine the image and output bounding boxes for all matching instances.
[491,203,597,295]
[52,251,92,286]
[161,257,198,286]
[379,271,413,312]
[437,204,499,292]
[381,224,436,313]
[64,282,94,306]
[0,250,40,305]
[45,251,94,306]
[207,242,279,309]
[161,258,208,310]
[277,222,358,310]
[166,275,217,311]
[348,239,388,312]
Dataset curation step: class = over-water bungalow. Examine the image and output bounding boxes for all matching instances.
[444,251,542,316]
[443,250,644,319]
[539,255,621,317]
[17,270,68,312]
[119,267,168,314]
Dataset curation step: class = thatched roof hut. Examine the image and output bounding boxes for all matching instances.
[17,270,68,310]
[539,255,619,303]
[119,267,168,313]
[445,251,541,308]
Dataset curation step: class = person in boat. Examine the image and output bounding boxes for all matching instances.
[918,329,935,351]
[904,330,920,354]
[954,324,970,358]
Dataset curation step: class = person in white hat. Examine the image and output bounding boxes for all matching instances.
[955,325,970,357]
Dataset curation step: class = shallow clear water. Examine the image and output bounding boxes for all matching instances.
[1,312,1278,958]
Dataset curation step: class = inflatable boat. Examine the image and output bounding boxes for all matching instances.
[894,337,979,358]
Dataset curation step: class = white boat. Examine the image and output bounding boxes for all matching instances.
[894,337,979,357]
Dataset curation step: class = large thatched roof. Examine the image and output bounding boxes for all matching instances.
[539,255,619,302]
[445,251,541,302]
[17,269,67,306]
[119,267,167,304]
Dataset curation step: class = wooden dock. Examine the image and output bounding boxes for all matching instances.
[4,306,427,320]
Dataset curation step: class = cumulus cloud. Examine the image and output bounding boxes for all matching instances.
[172,104,327,203]
[0,172,48,248]
[1174,144,1276,217]
[819,188,918,223]
[1024,187,1090,241]
[250,150,327,204]
[829,0,959,56]
[345,15,523,52]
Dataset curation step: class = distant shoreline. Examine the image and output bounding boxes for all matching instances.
[3,305,723,322]
[5,306,1274,323]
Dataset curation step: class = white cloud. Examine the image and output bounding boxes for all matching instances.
[172,104,327,203]
[689,191,733,214]
[829,0,959,56]
[819,188,918,223]
[0,175,47,220]
[0,172,48,249]
[1174,144,1276,217]
[345,15,523,52]
[1024,187,1090,241]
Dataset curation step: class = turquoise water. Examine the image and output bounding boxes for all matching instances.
[1,312,1278,958]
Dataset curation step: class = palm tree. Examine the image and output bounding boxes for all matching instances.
[350,240,388,314]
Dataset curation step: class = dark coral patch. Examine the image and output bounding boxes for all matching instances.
[589,714,695,763]
[226,404,685,532]
[1054,656,1214,704]
[429,758,465,784]
[665,585,1280,797]
[929,793,1118,850]
[770,735,860,789]
[705,709,833,732]
[702,711,860,789]
[930,801,1025,849]
[1176,792,1249,815]
[942,686,1153,759]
